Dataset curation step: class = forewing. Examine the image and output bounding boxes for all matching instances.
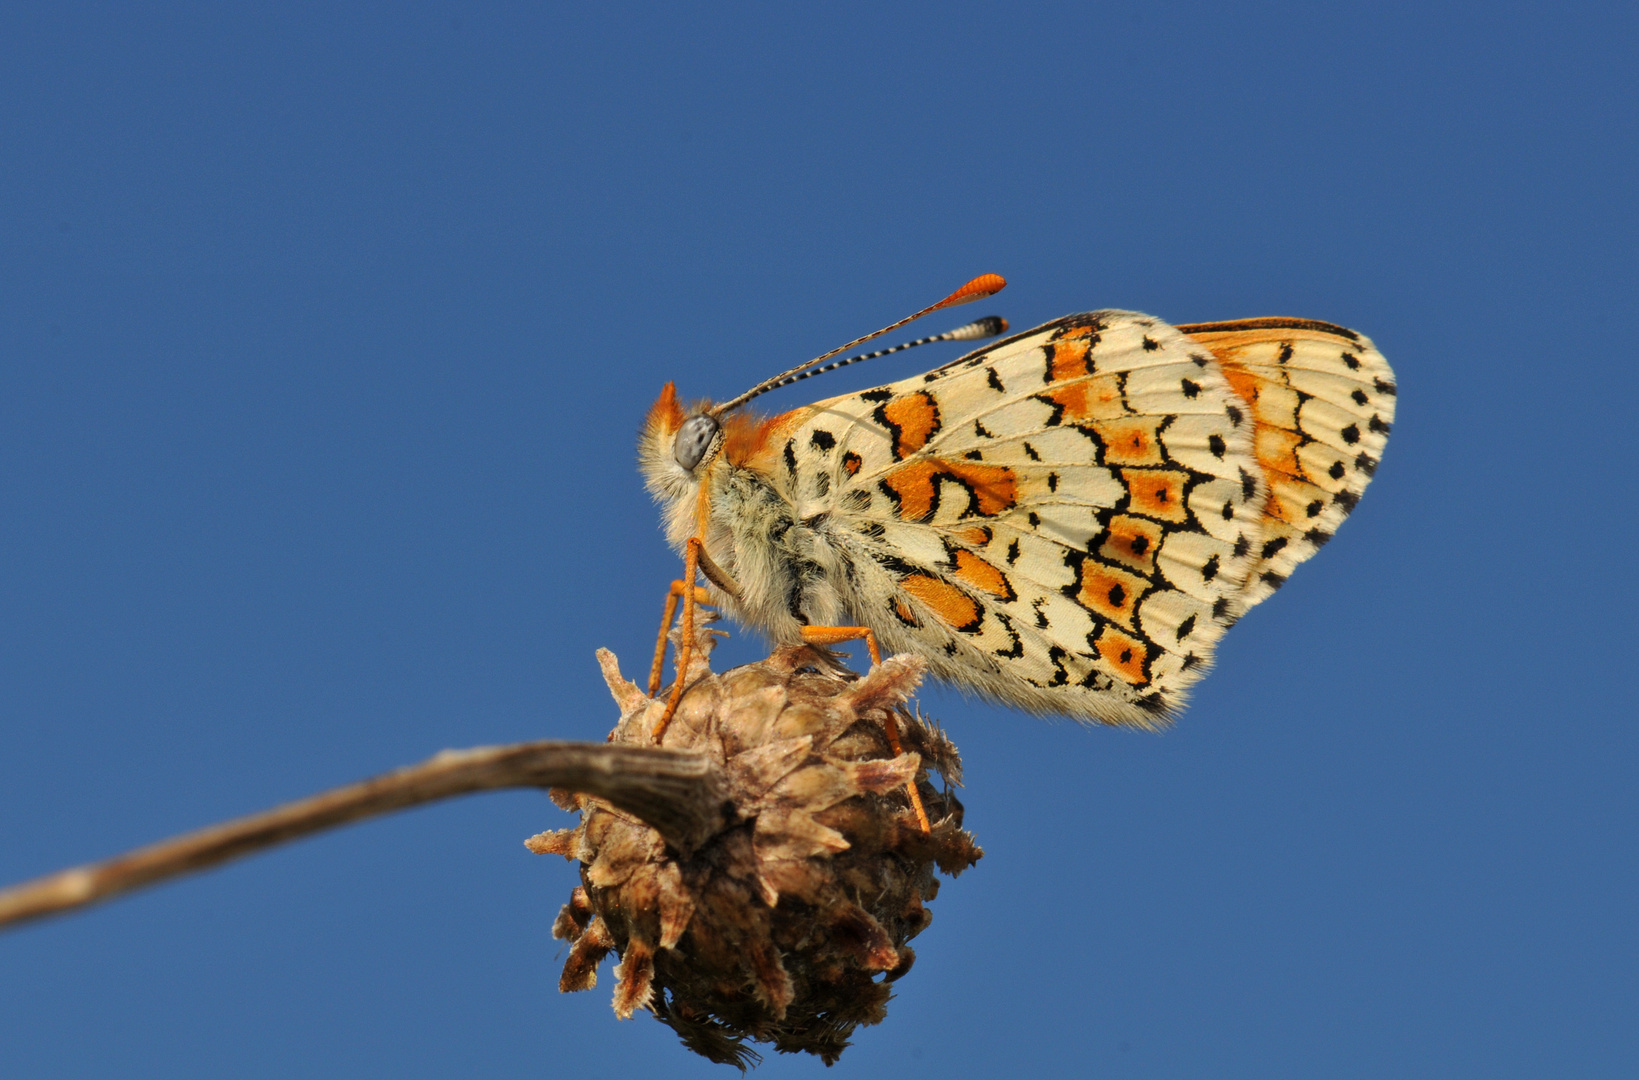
[1177,318,1396,609]
[774,311,1268,728]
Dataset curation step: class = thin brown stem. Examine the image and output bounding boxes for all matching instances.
[0,740,728,932]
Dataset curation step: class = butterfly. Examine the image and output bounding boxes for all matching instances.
[638,274,1395,746]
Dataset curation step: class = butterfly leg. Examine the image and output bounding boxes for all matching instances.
[647,580,714,698]
[798,626,931,834]
[651,537,715,744]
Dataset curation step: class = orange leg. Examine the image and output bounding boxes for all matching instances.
[648,579,713,697]
[798,626,931,834]
[651,538,704,744]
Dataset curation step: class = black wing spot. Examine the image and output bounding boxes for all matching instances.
[1304,528,1333,547]
[1202,554,1220,582]
[1222,500,1234,521]
[1181,378,1201,399]
[810,430,836,452]
[1180,652,1200,670]
[1212,596,1231,621]
[1028,511,1040,527]
[1142,336,1160,351]
[1032,597,1049,628]
[964,450,984,460]
[1208,433,1226,458]
[1260,570,1287,591]
[1046,645,1069,686]
[1023,442,1041,461]
[859,388,893,402]
[1260,537,1288,559]
[986,367,1004,393]
[783,439,798,476]
[1341,424,1361,444]
[1176,613,1197,641]
[1137,692,1167,714]
[1354,453,1378,476]
[1233,534,1249,558]
[1369,415,1391,435]
[974,418,994,439]
[1374,377,1397,396]
[1351,389,1369,406]
[1277,342,1294,364]
[1107,584,1126,607]
[1305,499,1323,518]
[1329,460,1346,480]
[1334,489,1360,511]
[1007,538,1020,564]
[1047,472,1059,492]
[1240,468,1257,500]
[1342,352,1362,370]
[1226,404,1244,427]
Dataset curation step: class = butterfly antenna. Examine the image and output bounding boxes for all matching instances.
[712,274,1006,417]
[752,315,1009,396]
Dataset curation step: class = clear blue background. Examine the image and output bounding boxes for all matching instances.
[3,3,1635,1076]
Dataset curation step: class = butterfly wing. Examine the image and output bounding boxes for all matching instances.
[1177,318,1396,608]
[771,311,1269,729]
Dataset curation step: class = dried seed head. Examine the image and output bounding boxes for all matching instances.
[530,622,981,1067]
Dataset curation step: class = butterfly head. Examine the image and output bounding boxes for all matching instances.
[638,382,723,506]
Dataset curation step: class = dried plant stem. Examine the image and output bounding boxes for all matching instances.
[0,740,727,932]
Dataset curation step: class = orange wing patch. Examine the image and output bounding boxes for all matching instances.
[951,549,1014,600]
[1093,625,1151,686]
[900,574,982,632]
[1037,373,1126,424]
[1098,515,1164,574]
[876,391,941,460]
[1122,467,1192,523]
[879,459,1018,522]
[1046,338,1093,382]
[1072,559,1150,631]
[1095,416,1167,467]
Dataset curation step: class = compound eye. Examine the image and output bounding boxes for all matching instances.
[673,414,720,471]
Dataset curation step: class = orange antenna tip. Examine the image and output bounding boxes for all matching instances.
[934,273,1007,310]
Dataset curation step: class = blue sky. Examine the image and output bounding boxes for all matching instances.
[2,2,1635,1076]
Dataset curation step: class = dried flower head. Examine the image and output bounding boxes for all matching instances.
[529,622,982,1067]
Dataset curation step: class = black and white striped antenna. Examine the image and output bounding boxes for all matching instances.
[711,273,1007,417]
[743,315,1008,400]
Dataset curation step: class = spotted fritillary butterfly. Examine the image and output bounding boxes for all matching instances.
[640,275,1395,731]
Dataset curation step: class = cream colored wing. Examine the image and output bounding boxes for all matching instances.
[1177,318,1395,608]
[771,311,1269,729]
